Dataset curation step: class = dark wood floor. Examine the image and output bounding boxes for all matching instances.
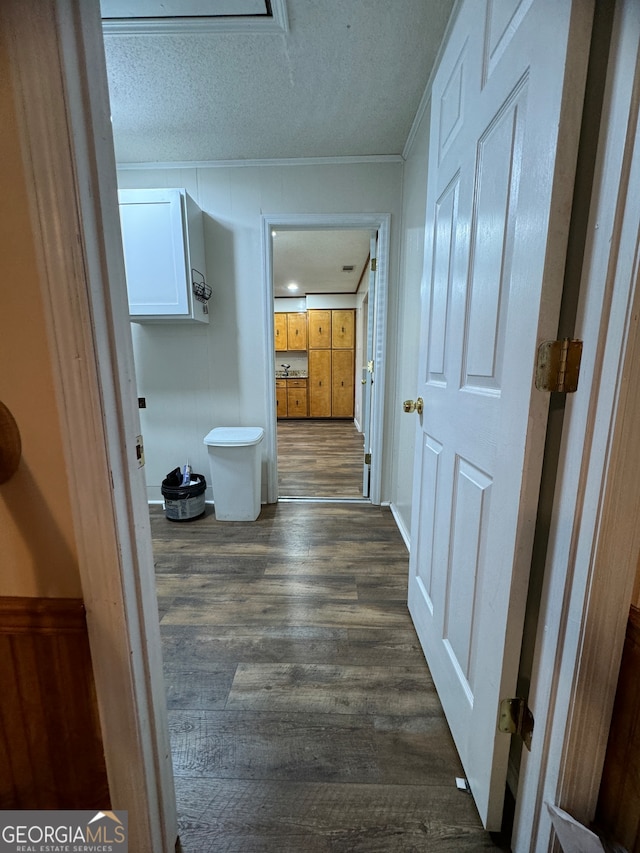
[153,501,501,852]
[277,420,364,498]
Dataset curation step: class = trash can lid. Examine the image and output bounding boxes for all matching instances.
[203,427,265,447]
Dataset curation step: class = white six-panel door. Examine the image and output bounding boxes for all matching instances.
[407,0,593,830]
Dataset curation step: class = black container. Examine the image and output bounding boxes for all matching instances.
[161,467,207,521]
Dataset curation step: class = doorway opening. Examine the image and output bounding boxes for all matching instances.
[272,228,371,500]
[261,214,390,506]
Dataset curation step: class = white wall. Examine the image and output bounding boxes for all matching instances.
[119,161,403,502]
[388,104,431,541]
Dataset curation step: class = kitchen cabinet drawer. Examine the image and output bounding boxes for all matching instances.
[118,188,209,324]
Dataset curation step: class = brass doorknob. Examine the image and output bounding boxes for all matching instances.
[403,397,423,415]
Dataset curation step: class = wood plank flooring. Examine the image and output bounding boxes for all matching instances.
[277,420,364,498]
[152,501,503,852]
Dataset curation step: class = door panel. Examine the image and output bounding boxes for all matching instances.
[408,0,592,830]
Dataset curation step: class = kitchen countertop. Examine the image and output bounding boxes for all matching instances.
[275,371,308,379]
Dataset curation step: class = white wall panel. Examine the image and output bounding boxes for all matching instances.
[391,105,431,535]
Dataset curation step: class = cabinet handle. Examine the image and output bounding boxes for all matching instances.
[319,326,322,333]
[342,327,345,333]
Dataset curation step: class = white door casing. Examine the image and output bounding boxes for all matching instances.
[261,214,390,505]
[361,232,377,497]
[2,1,177,849]
[408,0,593,830]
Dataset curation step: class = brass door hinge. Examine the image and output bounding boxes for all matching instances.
[371,258,377,272]
[498,697,534,751]
[535,338,583,393]
[364,452,372,465]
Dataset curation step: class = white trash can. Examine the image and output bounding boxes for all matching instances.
[203,427,264,521]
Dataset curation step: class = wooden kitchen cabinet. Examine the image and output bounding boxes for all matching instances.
[308,349,332,418]
[274,314,288,351]
[331,309,355,348]
[286,378,308,418]
[276,379,287,417]
[332,348,354,417]
[287,313,307,350]
[308,310,331,348]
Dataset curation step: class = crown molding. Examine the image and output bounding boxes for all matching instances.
[116,154,404,170]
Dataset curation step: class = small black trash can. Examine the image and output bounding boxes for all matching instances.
[161,467,207,521]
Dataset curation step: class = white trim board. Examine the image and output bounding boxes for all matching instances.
[116,155,405,170]
[261,213,390,506]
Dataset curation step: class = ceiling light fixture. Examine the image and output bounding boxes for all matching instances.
[287,283,299,292]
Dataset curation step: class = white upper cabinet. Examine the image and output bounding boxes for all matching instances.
[118,188,210,323]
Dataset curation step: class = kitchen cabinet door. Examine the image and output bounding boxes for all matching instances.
[331,310,354,349]
[332,348,354,418]
[308,310,331,349]
[276,379,287,417]
[287,313,308,351]
[274,314,288,351]
[286,379,308,418]
[308,349,331,418]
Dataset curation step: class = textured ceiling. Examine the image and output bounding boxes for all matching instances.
[273,230,371,297]
[102,0,455,163]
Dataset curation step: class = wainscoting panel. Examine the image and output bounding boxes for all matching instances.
[597,605,640,851]
[0,597,109,809]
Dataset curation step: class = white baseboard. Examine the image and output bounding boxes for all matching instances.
[389,502,411,552]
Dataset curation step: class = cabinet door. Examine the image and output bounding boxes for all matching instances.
[286,382,308,418]
[276,380,287,417]
[308,310,331,348]
[308,349,332,418]
[119,189,188,317]
[274,314,288,351]
[118,188,208,323]
[287,313,308,351]
[332,348,354,418]
[331,310,355,349]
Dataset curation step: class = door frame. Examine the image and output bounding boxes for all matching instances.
[6,0,640,849]
[261,213,390,505]
[514,0,640,847]
[3,2,176,850]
